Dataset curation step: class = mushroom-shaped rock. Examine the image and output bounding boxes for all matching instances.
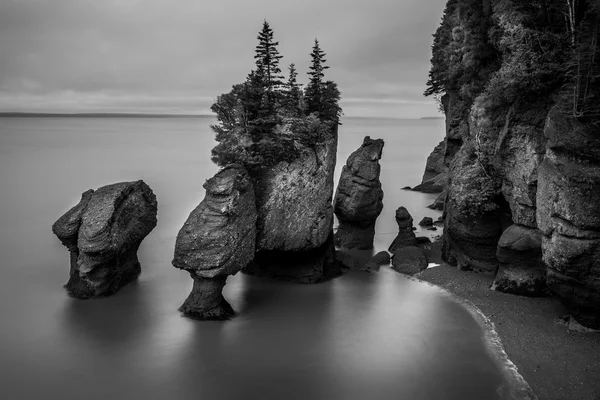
[388,207,417,253]
[52,181,158,299]
[392,246,428,275]
[334,136,384,249]
[490,225,547,296]
[172,165,257,320]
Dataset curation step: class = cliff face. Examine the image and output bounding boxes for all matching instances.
[427,0,600,327]
[247,126,339,283]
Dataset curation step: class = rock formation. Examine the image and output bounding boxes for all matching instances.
[412,140,446,194]
[536,108,600,328]
[490,225,546,296]
[333,136,385,249]
[246,127,338,283]
[392,247,428,276]
[172,165,257,319]
[52,181,157,299]
[419,217,434,227]
[388,207,417,253]
[363,251,391,273]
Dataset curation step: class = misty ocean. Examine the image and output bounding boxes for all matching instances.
[0,116,521,399]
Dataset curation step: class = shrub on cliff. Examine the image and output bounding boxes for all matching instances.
[210,21,342,172]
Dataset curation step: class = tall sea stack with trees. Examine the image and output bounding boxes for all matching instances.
[421,0,600,328]
[209,21,342,283]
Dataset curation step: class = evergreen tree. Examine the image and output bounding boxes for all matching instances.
[254,20,284,98]
[282,63,303,116]
[305,38,330,115]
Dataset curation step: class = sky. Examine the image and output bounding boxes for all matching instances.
[0,0,446,118]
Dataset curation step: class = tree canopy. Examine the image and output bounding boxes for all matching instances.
[210,21,342,172]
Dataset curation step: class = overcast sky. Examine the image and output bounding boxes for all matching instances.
[0,0,446,118]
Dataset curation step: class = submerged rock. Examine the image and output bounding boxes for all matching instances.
[52,181,157,299]
[490,225,546,296]
[173,165,256,319]
[363,251,391,273]
[388,207,417,253]
[334,136,385,249]
[392,246,428,276]
[248,128,339,283]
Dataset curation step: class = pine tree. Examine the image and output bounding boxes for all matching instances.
[305,38,330,115]
[254,20,284,97]
[283,63,303,116]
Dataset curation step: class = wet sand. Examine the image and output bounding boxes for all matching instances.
[417,241,600,400]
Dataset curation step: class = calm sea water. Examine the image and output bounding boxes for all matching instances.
[0,116,518,399]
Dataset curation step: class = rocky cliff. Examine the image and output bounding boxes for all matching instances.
[425,0,600,328]
[245,126,339,283]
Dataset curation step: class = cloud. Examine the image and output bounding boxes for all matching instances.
[0,0,446,117]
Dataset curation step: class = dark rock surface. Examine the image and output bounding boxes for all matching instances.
[537,108,600,328]
[419,217,434,227]
[392,246,429,275]
[172,166,256,319]
[427,190,446,210]
[490,225,546,296]
[363,251,391,272]
[52,180,157,299]
[250,128,339,283]
[333,136,384,250]
[413,140,446,193]
[388,206,417,253]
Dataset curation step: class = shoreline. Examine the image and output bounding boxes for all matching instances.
[416,241,600,400]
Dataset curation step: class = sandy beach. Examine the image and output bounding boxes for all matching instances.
[417,241,600,400]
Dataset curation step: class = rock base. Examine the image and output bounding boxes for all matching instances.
[334,222,375,250]
[392,246,428,275]
[490,266,547,297]
[180,274,234,320]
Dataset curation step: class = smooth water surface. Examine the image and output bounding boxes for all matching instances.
[0,116,512,399]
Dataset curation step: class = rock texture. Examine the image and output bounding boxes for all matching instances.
[392,246,428,275]
[413,141,446,193]
[537,108,600,328]
[52,181,157,299]
[247,127,339,283]
[388,207,417,253]
[490,225,546,296]
[363,251,391,272]
[172,166,256,319]
[333,136,385,249]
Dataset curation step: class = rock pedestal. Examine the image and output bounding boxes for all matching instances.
[248,129,339,283]
[388,207,417,253]
[173,165,257,319]
[52,181,158,299]
[334,136,384,249]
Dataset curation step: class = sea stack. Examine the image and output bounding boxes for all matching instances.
[388,206,417,254]
[173,165,257,320]
[52,181,158,299]
[248,126,339,283]
[334,136,384,249]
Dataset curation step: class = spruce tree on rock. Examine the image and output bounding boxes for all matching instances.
[254,21,284,104]
[305,38,330,116]
[283,63,304,116]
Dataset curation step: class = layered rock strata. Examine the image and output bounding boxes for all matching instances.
[52,181,157,299]
[173,166,256,319]
[333,136,385,249]
[247,127,339,283]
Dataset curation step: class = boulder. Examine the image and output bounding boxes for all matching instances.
[172,166,257,319]
[392,246,428,275]
[363,251,391,273]
[52,181,157,299]
[248,127,339,283]
[334,136,385,249]
[419,217,434,227]
[427,190,446,211]
[490,225,547,296]
[388,206,417,253]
